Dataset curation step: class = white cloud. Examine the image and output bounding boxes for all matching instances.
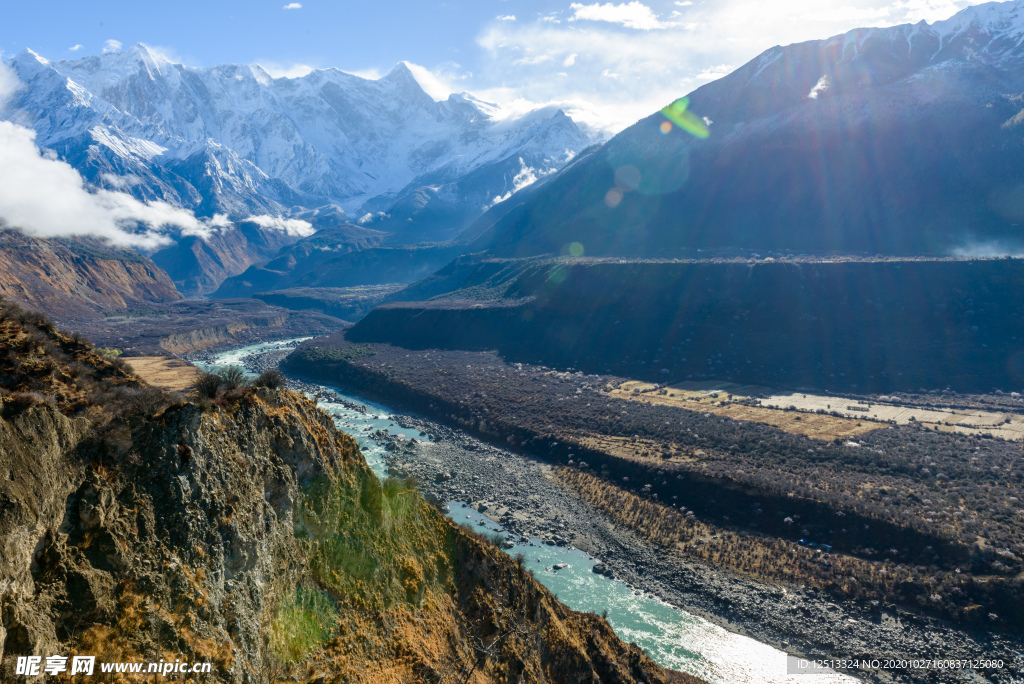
[485,158,557,209]
[68,44,84,51]
[675,1,693,5]
[808,74,830,99]
[102,39,122,53]
[100,173,141,189]
[357,211,387,225]
[892,0,976,22]
[0,121,218,248]
[283,2,302,8]
[257,62,316,78]
[0,62,220,247]
[563,53,578,67]
[498,14,516,21]
[569,2,669,30]
[245,214,314,236]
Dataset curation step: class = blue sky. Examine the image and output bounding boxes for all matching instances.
[1,0,998,133]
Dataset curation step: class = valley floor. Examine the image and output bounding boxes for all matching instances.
[230,345,1024,684]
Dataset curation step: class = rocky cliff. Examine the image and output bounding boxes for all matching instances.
[0,300,695,683]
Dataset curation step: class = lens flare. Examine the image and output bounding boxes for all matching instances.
[660,97,710,140]
[569,241,585,257]
[660,121,672,135]
[605,188,623,207]
[614,165,641,192]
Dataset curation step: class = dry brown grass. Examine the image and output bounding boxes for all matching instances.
[122,356,203,392]
[557,468,888,587]
[612,379,1024,441]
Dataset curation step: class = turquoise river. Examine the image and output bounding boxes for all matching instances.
[199,339,857,684]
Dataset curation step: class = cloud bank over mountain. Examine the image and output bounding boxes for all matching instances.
[0,62,214,247]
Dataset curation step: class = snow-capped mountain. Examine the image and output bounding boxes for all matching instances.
[3,44,592,237]
[476,0,1024,258]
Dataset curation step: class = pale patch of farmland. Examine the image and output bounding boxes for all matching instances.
[611,380,1024,441]
[760,392,1024,440]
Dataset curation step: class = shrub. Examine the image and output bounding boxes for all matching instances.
[194,372,225,399]
[113,385,171,418]
[218,366,248,391]
[252,368,286,389]
[1,391,46,415]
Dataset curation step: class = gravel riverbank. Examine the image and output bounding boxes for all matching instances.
[236,347,1023,684]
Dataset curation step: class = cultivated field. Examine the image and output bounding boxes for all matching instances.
[123,356,203,391]
[760,391,1024,440]
[613,380,1024,441]
[610,381,877,440]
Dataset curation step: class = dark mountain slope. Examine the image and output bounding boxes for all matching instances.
[212,224,387,298]
[151,221,309,297]
[476,2,1024,258]
[348,256,1024,393]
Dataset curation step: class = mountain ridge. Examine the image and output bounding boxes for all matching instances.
[472,0,1024,259]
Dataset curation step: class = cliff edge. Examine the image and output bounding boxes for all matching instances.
[0,299,698,683]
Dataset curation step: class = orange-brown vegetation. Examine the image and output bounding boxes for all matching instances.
[0,229,181,318]
[0,299,692,684]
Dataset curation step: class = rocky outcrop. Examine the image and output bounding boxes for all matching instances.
[0,389,345,682]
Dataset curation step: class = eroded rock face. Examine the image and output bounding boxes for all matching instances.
[0,405,90,667]
[0,390,352,682]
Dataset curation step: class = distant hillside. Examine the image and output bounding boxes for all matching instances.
[211,224,388,298]
[0,229,181,317]
[282,244,466,291]
[150,220,306,296]
[348,256,1024,393]
[474,1,1024,258]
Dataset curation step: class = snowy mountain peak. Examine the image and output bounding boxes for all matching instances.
[18,48,49,66]
[931,0,1024,37]
[2,46,593,232]
[383,61,418,84]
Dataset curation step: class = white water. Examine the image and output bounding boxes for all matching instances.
[206,340,858,683]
